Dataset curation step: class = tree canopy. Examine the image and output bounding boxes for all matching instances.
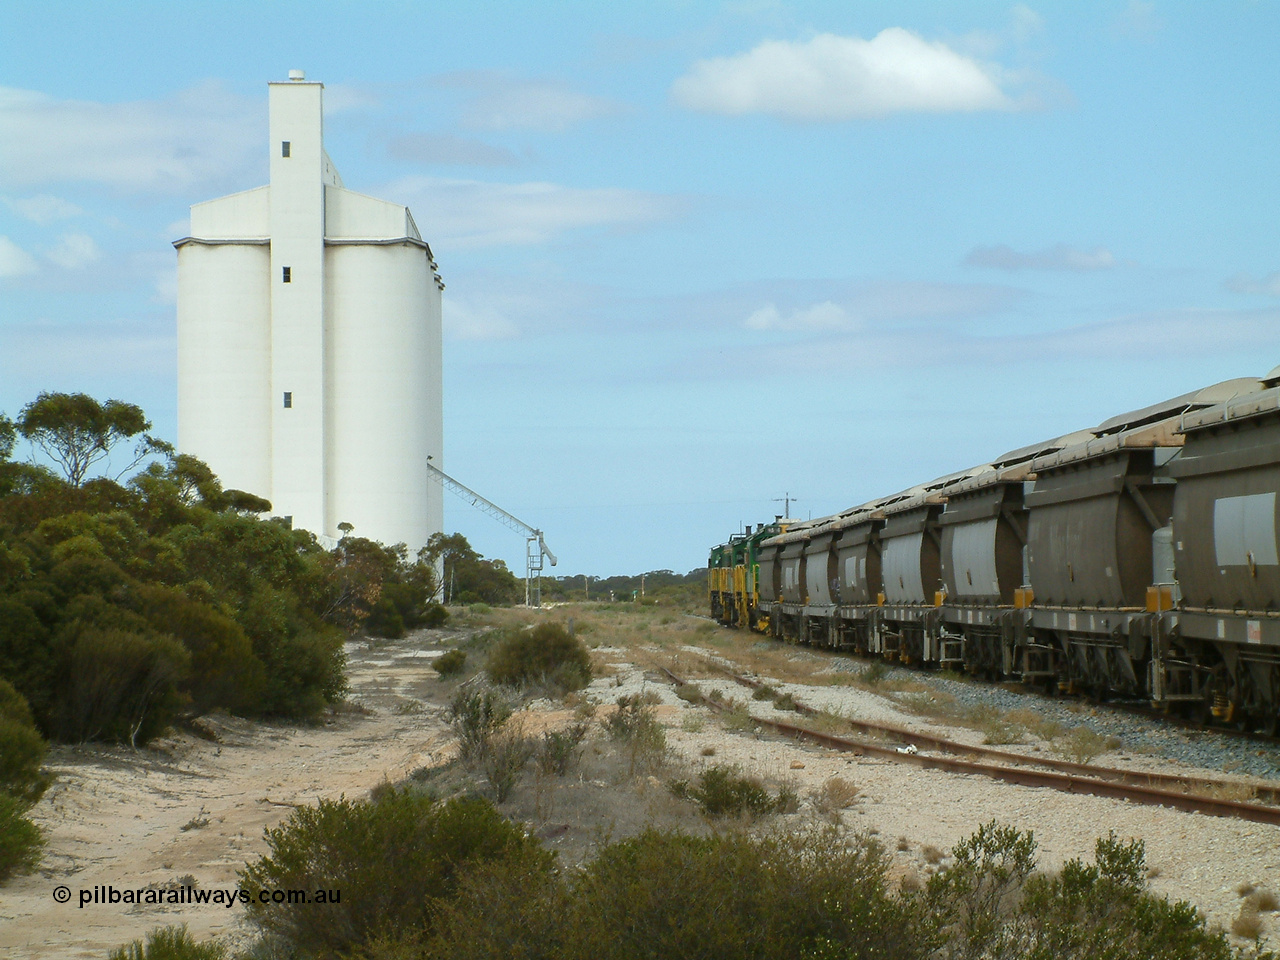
[0,392,443,745]
[425,532,523,605]
[16,392,166,487]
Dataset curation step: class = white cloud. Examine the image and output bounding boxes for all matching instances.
[745,300,853,330]
[436,72,620,132]
[444,297,520,341]
[0,318,175,383]
[387,133,520,167]
[0,236,39,278]
[1113,0,1163,41]
[671,29,1014,121]
[671,280,1020,335]
[322,83,381,115]
[152,265,178,305]
[964,243,1117,271]
[0,82,260,194]
[1225,271,1280,297]
[6,194,83,224]
[387,175,684,247]
[45,232,101,269]
[1011,5,1045,44]
[720,308,1279,377]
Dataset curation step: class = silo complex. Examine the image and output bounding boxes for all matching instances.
[175,73,444,551]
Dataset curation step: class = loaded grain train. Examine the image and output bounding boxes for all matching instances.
[710,371,1280,734]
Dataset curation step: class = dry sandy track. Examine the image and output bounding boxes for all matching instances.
[0,639,452,959]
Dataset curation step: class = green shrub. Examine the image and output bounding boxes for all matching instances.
[485,623,591,693]
[434,649,467,678]
[239,791,549,959]
[413,827,914,960]
[861,661,890,686]
[536,722,589,777]
[1018,834,1240,959]
[0,791,43,882]
[422,603,449,628]
[670,764,779,818]
[1052,727,1112,765]
[252,623,347,719]
[926,819,1037,958]
[924,823,1244,960]
[108,925,226,960]
[603,695,666,775]
[558,828,914,960]
[413,856,564,960]
[481,725,536,802]
[0,678,51,803]
[134,584,266,715]
[448,688,512,761]
[54,626,189,745]
[366,596,406,639]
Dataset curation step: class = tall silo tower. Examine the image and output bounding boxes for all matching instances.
[175,71,444,551]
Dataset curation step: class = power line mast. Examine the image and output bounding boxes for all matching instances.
[773,492,798,519]
[425,461,557,607]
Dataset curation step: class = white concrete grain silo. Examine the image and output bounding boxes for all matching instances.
[175,72,443,551]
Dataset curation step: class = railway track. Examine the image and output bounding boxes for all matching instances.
[659,666,1280,827]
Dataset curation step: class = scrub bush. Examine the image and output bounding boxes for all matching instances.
[603,694,666,775]
[558,828,914,960]
[54,626,190,745]
[422,603,449,628]
[925,823,1254,960]
[481,724,537,802]
[0,678,50,803]
[108,925,226,960]
[0,791,43,882]
[240,791,549,959]
[536,721,589,777]
[434,649,466,678]
[485,623,591,693]
[669,763,780,818]
[447,688,512,761]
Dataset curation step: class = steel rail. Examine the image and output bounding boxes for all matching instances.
[699,662,1280,806]
[659,667,1280,826]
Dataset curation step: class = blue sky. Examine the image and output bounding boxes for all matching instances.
[1,1,1278,577]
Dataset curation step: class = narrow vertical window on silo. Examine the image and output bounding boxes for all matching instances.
[282,141,291,157]
[282,266,291,283]
[283,392,293,408]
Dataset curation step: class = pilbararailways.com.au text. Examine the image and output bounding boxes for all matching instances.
[68,885,340,908]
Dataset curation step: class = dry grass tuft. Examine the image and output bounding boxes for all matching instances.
[1250,889,1280,913]
[1231,903,1263,940]
[1051,726,1113,765]
[812,777,859,815]
[921,844,945,865]
[898,869,923,893]
[896,837,910,852]
[719,701,757,734]
[1237,881,1257,897]
[1004,708,1065,742]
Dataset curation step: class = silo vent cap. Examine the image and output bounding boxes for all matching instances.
[289,70,306,81]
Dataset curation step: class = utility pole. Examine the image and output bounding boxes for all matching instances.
[773,493,797,518]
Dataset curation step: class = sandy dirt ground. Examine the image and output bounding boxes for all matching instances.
[2,621,1278,956]
[0,638,454,959]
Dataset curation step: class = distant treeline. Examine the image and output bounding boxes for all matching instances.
[536,568,708,607]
